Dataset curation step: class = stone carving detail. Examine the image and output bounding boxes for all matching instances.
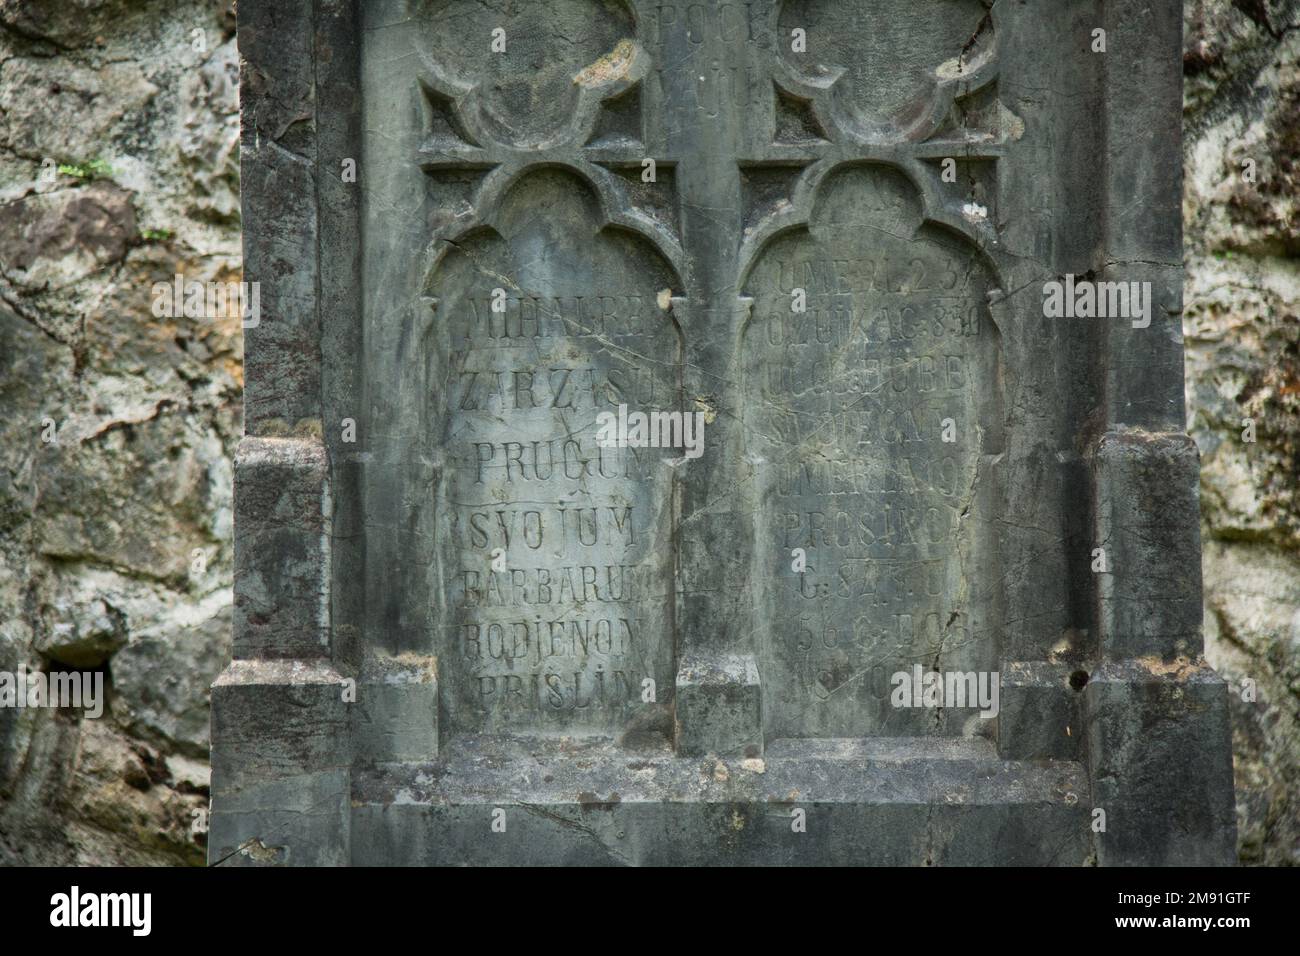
[734,3,1008,738]
[414,0,1013,744]
[740,164,1002,737]
[415,4,683,265]
[210,0,1239,867]
[414,0,644,149]
[411,2,685,738]
[422,168,682,735]
[775,0,997,144]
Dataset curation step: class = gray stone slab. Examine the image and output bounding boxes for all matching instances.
[351,735,1089,866]
[212,0,1237,866]
[675,653,763,757]
[231,437,331,661]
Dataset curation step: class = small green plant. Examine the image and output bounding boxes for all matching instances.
[57,158,114,180]
[140,228,173,242]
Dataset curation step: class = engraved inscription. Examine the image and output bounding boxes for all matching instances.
[429,170,681,735]
[742,164,1000,737]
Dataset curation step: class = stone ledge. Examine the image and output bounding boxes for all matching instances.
[354,734,1085,807]
[211,659,351,778]
[351,736,1089,865]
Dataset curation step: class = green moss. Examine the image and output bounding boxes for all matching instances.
[57,158,114,180]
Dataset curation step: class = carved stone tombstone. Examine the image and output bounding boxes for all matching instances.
[212,0,1238,865]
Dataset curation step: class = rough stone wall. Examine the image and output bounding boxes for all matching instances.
[0,0,239,865]
[0,0,1294,865]
[1184,0,1300,866]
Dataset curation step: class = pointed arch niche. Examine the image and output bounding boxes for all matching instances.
[392,166,687,741]
[738,161,1005,740]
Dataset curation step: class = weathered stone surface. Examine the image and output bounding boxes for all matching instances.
[0,0,165,50]
[1085,659,1237,866]
[32,593,128,668]
[0,182,138,291]
[114,596,232,754]
[0,0,239,866]
[0,56,156,161]
[997,661,1083,763]
[231,436,331,660]
[0,0,1287,868]
[210,0,1239,866]
[354,735,1090,866]
[1183,0,1300,866]
[675,654,763,758]
[178,37,240,223]
[32,406,223,583]
[354,652,439,763]
[1091,430,1204,660]
[209,659,350,866]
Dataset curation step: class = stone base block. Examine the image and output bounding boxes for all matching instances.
[1091,429,1204,660]
[674,654,762,758]
[233,436,332,660]
[208,659,351,866]
[354,652,439,763]
[209,770,350,867]
[998,661,1083,762]
[1084,659,1237,865]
